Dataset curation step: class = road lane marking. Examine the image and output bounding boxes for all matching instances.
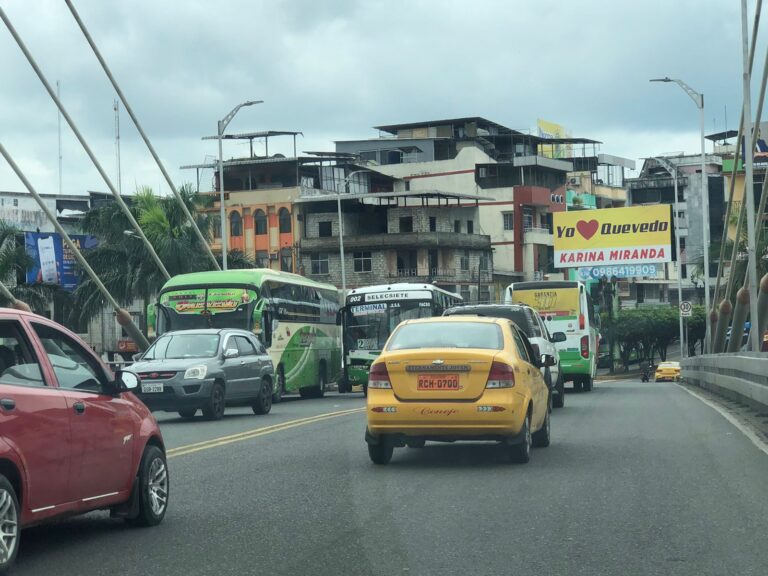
[675,384,768,458]
[166,407,365,459]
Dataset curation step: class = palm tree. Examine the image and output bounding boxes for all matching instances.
[71,184,255,327]
[0,221,70,313]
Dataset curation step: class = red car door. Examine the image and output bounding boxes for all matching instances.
[0,318,71,514]
[28,319,136,504]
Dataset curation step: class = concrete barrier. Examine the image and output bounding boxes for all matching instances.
[681,353,768,410]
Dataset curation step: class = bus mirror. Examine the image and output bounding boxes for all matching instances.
[336,310,343,326]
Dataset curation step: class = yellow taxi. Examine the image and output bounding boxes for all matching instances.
[365,316,553,465]
[654,361,681,382]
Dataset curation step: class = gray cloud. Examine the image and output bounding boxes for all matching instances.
[0,0,750,195]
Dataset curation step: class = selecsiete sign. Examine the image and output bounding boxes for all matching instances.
[553,205,672,268]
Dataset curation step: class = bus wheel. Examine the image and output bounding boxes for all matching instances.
[583,375,594,392]
[273,367,285,403]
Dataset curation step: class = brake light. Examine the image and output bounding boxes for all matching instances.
[485,361,515,388]
[368,363,391,389]
[580,335,589,359]
[579,313,585,330]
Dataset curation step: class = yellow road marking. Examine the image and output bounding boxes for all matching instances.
[167,407,365,459]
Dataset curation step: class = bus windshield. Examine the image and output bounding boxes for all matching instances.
[157,287,258,334]
[345,300,434,351]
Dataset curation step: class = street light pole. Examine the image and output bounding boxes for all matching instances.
[218,100,263,270]
[650,77,710,351]
[652,156,686,358]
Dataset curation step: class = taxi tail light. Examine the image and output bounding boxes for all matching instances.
[368,363,391,389]
[485,361,515,389]
[579,313,585,330]
[580,335,589,359]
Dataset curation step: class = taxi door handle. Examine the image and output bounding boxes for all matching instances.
[73,401,86,415]
[0,398,15,411]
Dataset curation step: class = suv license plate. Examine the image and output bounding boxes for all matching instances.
[141,383,164,393]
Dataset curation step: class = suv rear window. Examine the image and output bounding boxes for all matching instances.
[387,321,503,351]
[445,307,532,337]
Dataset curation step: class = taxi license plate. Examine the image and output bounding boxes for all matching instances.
[417,374,459,390]
[141,383,164,393]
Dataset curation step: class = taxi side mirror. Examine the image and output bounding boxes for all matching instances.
[541,354,557,367]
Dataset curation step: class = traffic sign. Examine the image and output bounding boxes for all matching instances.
[680,301,692,317]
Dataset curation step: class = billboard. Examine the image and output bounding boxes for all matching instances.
[537,118,572,159]
[25,232,98,291]
[553,205,672,268]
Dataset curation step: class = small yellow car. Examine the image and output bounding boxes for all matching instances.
[654,361,681,382]
[365,316,553,465]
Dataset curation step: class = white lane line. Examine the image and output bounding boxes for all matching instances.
[675,383,768,458]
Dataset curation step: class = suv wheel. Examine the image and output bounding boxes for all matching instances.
[202,381,225,420]
[553,371,565,409]
[252,378,273,415]
[0,475,20,572]
[126,445,169,527]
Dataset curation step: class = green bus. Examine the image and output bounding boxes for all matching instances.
[148,269,341,400]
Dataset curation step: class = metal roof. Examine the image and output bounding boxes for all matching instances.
[373,117,518,135]
[201,130,303,141]
[705,129,739,142]
[294,189,494,204]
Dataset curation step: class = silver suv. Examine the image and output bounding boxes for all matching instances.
[132,329,274,420]
[443,304,567,408]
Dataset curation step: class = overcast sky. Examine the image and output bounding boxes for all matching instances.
[0,0,752,196]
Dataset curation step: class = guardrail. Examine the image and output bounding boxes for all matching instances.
[681,353,768,409]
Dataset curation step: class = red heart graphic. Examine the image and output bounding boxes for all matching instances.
[576,219,599,240]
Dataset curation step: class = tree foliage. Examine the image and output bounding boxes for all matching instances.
[609,306,681,370]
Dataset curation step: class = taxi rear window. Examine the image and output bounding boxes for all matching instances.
[387,322,503,351]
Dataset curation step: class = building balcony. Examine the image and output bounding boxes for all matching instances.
[523,226,554,246]
[300,231,491,253]
[387,267,493,283]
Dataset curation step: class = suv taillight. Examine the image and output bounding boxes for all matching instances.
[368,363,391,389]
[485,361,515,388]
[580,335,589,359]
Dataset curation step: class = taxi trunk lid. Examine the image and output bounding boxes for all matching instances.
[383,349,494,401]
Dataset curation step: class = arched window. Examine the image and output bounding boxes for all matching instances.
[254,209,267,235]
[230,211,242,237]
[278,208,291,233]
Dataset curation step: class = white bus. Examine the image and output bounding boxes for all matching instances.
[338,283,462,393]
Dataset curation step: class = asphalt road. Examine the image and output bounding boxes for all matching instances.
[13,379,768,576]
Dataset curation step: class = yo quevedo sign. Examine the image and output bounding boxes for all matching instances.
[553,205,672,268]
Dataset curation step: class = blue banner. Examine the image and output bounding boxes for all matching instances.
[25,232,98,292]
[577,264,658,281]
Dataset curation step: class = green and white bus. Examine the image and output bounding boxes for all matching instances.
[338,283,462,394]
[148,269,341,400]
[505,280,600,392]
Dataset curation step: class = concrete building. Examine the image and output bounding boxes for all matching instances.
[186,131,494,301]
[336,117,633,298]
[625,154,723,306]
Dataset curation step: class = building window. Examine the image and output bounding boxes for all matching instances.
[280,248,293,272]
[278,208,291,233]
[229,211,242,237]
[255,250,269,268]
[460,250,470,271]
[318,221,332,237]
[353,251,372,273]
[212,214,221,239]
[254,210,267,235]
[454,220,461,233]
[12,199,18,207]
[311,253,329,275]
[479,286,491,303]
[479,254,489,271]
[399,216,413,233]
[460,287,471,302]
[429,216,436,232]
[503,212,514,231]
[467,220,474,234]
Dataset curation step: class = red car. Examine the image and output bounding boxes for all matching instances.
[0,309,168,572]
